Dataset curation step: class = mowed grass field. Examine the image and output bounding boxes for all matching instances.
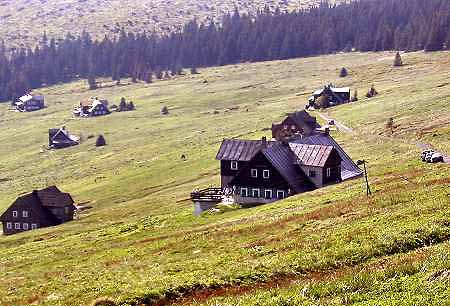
[0,51,449,306]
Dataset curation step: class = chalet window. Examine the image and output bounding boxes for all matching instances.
[14,223,20,229]
[252,188,260,198]
[241,188,248,197]
[12,211,18,218]
[231,161,238,170]
[263,170,270,179]
[309,170,316,178]
[251,169,258,178]
[23,210,29,218]
[6,222,12,229]
[31,224,38,230]
[277,190,286,199]
[326,168,331,178]
[264,189,273,199]
[23,223,29,230]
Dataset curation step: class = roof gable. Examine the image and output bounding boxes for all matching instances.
[289,144,337,167]
[216,139,275,161]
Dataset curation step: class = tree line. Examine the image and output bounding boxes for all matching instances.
[1,0,450,102]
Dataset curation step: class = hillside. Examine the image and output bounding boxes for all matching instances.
[0,0,339,49]
[0,51,449,306]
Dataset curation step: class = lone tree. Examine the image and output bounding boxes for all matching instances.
[96,135,106,147]
[366,85,378,98]
[161,106,169,115]
[339,67,348,77]
[118,97,127,112]
[393,52,403,67]
[127,101,135,111]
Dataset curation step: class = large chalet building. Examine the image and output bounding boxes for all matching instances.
[215,111,362,205]
[0,186,76,235]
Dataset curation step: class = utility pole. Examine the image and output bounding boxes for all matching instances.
[357,159,372,196]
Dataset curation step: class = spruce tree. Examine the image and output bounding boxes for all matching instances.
[339,67,348,77]
[393,52,403,67]
[95,135,106,147]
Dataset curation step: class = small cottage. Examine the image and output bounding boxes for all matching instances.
[0,186,76,235]
[15,94,45,112]
[74,97,110,117]
[308,84,350,109]
[271,110,320,141]
[49,127,79,149]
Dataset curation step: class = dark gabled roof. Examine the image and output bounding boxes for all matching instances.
[37,186,74,208]
[289,144,336,167]
[261,143,314,193]
[0,193,60,225]
[287,110,317,127]
[289,133,363,180]
[216,139,275,161]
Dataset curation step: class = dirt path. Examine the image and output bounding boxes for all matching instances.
[316,112,353,134]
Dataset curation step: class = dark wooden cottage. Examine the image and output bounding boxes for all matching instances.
[15,94,45,112]
[215,130,361,205]
[74,97,110,117]
[308,84,350,108]
[49,127,79,149]
[271,110,320,141]
[0,186,76,235]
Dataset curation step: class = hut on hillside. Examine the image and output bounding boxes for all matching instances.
[15,94,45,112]
[48,127,79,149]
[308,84,351,109]
[73,97,110,117]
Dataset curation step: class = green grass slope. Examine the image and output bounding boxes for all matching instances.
[0,51,449,306]
[0,0,340,49]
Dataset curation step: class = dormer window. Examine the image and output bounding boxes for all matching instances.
[12,211,18,218]
[263,170,270,179]
[251,169,258,178]
[23,210,29,218]
[231,161,238,170]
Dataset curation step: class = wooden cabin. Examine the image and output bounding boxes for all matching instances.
[215,131,361,205]
[74,97,110,117]
[308,84,350,109]
[0,186,76,235]
[271,110,320,141]
[15,94,45,112]
[49,127,79,149]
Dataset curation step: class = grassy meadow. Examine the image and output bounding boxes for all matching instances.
[0,51,449,306]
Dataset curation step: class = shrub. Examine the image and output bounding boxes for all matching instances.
[339,67,348,77]
[96,135,106,147]
[161,106,169,115]
[393,52,403,67]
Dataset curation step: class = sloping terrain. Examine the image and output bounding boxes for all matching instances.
[0,0,339,49]
[0,51,449,306]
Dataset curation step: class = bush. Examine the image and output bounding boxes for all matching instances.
[161,106,169,115]
[339,67,348,77]
[96,135,106,147]
[393,52,403,67]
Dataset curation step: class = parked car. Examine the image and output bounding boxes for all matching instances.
[421,149,434,161]
[430,153,444,163]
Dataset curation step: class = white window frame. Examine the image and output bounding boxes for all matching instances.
[12,211,18,218]
[264,189,273,199]
[251,169,258,178]
[277,190,286,199]
[23,223,29,230]
[252,188,260,198]
[326,168,331,178]
[231,161,238,170]
[263,169,270,179]
[6,222,12,229]
[31,224,38,230]
[240,187,248,197]
[23,210,29,218]
[14,223,20,229]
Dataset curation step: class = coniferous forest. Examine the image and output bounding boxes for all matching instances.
[1,0,450,102]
